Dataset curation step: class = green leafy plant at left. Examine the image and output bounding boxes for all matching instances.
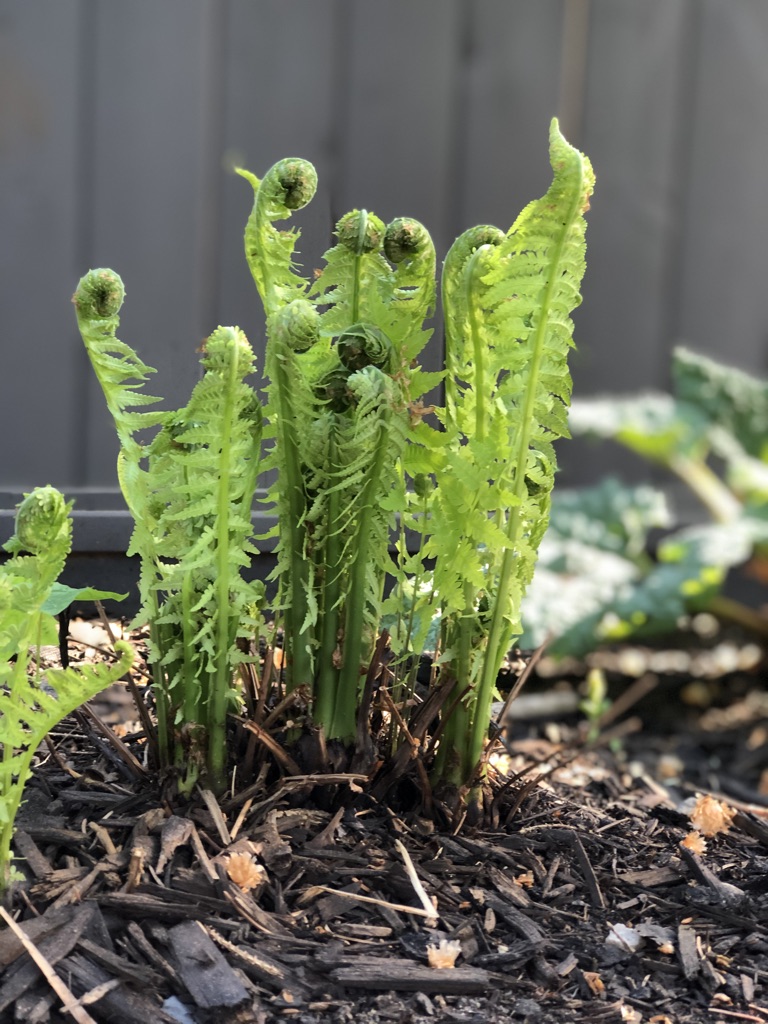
[0,487,132,891]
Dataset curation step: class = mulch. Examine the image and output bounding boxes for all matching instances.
[2,628,767,1024]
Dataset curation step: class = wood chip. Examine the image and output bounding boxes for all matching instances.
[331,958,496,994]
[167,920,250,1009]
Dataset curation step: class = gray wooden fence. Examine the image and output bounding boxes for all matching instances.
[2,0,768,568]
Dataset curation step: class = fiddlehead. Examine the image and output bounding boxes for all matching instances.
[336,209,386,254]
[10,486,71,559]
[311,210,390,334]
[336,323,394,373]
[0,489,131,890]
[237,158,317,317]
[73,269,164,454]
[441,225,505,435]
[263,302,323,691]
[73,268,165,646]
[328,366,408,740]
[381,216,436,365]
[384,217,431,265]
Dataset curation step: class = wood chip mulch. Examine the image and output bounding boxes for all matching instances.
[2,628,768,1024]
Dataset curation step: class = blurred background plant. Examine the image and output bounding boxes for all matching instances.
[521,347,768,658]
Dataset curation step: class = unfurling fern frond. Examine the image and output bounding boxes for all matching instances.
[73,267,166,610]
[317,366,409,741]
[237,159,317,317]
[311,210,391,335]
[144,326,263,790]
[73,270,165,454]
[431,119,595,785]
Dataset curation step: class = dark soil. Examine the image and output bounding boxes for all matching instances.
[2,627,767,1024]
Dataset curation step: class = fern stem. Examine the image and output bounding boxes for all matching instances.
[208,335,240,791]
[434,588,476,787]
[181,573,198,724]
[148,616,171,767]
[331,413,390,741]
[350,211,368,322]
[271,347,313,692]
[315,425,343,731]
[668,454,742,524]
[465,249,489,443]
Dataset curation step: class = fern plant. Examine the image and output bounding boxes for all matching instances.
[74,119,593,802]
[0,487,132,890]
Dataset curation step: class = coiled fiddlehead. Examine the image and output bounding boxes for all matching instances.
[12,486,70,557]
[237,158,317,317]
[336,323,394,373]
[383,217,431,265]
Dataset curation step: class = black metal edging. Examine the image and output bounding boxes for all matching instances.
[0,490,279,553]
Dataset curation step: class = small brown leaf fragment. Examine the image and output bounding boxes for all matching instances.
[689,794,736,837]
[583,970,605,997]
[515,870,534,888]
[426,940,462,969]
[680,831,707,855]
[225,852,265,893]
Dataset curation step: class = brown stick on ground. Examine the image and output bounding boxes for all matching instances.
[353,629,390,771]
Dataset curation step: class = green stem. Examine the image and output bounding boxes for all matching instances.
[271,347,313,692]
[351,212,366,322]
[208,339,240,791]
[181,572,197,723]
[331,415,390,741]
[433,588,475,787]
[148,615,171,767]
[465,249,489,443]
[315,425,343,730]
[669,455,742,524]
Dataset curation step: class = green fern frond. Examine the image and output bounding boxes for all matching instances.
[428,119,594,785]
[73,270,165,457]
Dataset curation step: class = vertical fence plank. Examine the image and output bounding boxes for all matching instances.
[0,3,82,488]
[334,0,463,255]
[564,0,693,486]
[216,0,340,371]
[80,0,217,486]
[677,0,768,374]
[333,0,463,372]
[457,0,565,236]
